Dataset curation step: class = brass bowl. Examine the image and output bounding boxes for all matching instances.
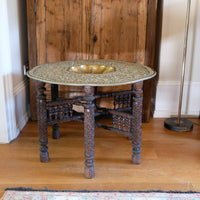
[69,65,116,74]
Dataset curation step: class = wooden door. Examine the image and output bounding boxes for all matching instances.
[27,0,158,122]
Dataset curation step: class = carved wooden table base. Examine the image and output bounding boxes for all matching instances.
[37,82,143,179]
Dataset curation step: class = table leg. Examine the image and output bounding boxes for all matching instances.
[84,86,95,179]
[37,86,49,162]
[51,84,60,139]
[131,82,143,164]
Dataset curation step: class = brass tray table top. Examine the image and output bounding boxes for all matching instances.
[27,59,156,86]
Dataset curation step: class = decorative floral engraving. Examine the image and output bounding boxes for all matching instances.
[27,60,156,86]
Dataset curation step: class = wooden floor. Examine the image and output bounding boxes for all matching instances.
[0,118,200,196]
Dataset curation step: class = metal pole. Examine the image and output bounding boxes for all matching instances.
[164,0,193,132]
[177,0,191,125]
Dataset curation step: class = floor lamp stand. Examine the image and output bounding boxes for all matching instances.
[164,0,193,132]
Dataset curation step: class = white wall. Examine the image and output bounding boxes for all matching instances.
[154,0,200,118]
[0,0,29,143]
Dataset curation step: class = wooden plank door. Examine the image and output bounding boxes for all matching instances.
[27,0,158,121]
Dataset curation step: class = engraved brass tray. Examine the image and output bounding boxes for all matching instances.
[27,60,156,86]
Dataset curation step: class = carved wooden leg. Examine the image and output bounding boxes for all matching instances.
[131,82,143,164]
[51,84,58,100]
[37,86,49,162]
[51,84,60,139]
[52,124,60,139]
[84,86,95,179]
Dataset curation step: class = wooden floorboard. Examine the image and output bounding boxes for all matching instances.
[0,118,200,196]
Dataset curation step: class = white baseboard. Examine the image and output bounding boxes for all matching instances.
[154,110,200,118]
[14,111,30,141]
[153,81,200,118]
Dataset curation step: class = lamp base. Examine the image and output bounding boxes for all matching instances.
[164,117,193,132]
